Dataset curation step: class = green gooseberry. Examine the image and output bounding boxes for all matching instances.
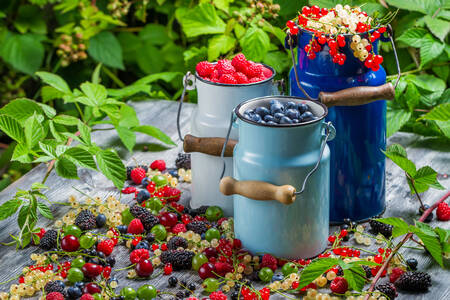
[120,287,137,300]
[67,267,84,283]
[63,225,82,238]
[151,224,167,241]
[258,267,274,282]
[202,278,220,293]
[71,257,85,268]
[204,228,221,242]
[92,294,102,300]
[192,253,208,271]
[205,206,223,222]
[79,234,96,249]
[281,262,298,277]
[145,197,163,211]
[137,284,157,299]
[121,208,134,225]
[151,175,168,187]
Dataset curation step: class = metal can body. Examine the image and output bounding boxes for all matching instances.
[190,74,275,216]
[232,96,331,259]
[289,30,386,223]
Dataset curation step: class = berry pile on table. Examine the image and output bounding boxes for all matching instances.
[1,153,442,300]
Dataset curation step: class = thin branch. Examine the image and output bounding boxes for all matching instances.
[406,173,425,211]
[364,190,450,300]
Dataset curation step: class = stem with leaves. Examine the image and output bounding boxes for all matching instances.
[363,190,450,300]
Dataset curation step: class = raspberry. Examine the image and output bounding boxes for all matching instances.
[248,77,263,83]
[210,69,220,81]
[261,254,277,271]
[216,59,235,76]
[231,53,248,73]
[390,267,405,283]
[164,187,181,202]
[172,223,187,234]
[128,218,144,234]
[245,63,263,78]
[80,294,95,300]
[261,67,273,78]
[219,74,237,84]
[150,160,166,172]
[436,202,450,221]
[97,239,114,256]
[130,167,146,184]
[46,292,64,300]
[330,276,348,294]
[196,61,215,77]
[130,249,150,264]
[234,72,249,84]
[209,291,227,300]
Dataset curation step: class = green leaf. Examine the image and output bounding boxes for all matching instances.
[53,115,79,126]
[424,16,450,41]
[139,24,170,45]
[1,33,44,75]
[91,63,102,84]
[80,82,107,105]
[420,103,450,121]
[412,166,444,193]
[116,126,136,152]
[376,217,409,229]
[17,204,30,229]
[37,103,57,118]
[37,202,53,219]
[77,121,91,146]
[419,34,445,67]
[411,75,446,93]
[386,0,439,14]
[0,114,25,143]
[96,149,126,189]
[208,35,236,61]
[24,114,45,149]
[436,120,450,138]
[31,182,48,190]
[412,222,443,267]
[107,84,151,99]
[397,28,428,47]
[240,26,270,62]
[386,107,411,137]
[134,72,182,85]
[299,258,339,289]
[343,266,365,292]
[383,145,416,176]
[14,5,46,34]
[262,51,289,74]
[0,199,22,220]
[41,86,65,103]
[213,0,230,12]
[0,98,44,125]
[176,4,226,38]
[36,71,71,94]
[432,65,449,82]
[385,144,408,158]
[64,147,97,170]
[136,42,165,74]
[55,157,79,179]
[405,83,420,111]
[12,143,33,163]
[88,31,124,70]
[133,125,176,146]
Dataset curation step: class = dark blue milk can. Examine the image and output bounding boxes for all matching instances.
[286,28,400,223]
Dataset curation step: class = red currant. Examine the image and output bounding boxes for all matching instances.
[373,55,383,64]
[339,229,348,238]
[317,35,326,45]
[337,35,346,47]
[329,48,337,56]
[328,235,336,243]
[307,52,316,60]
[311,5,320,15]
[321,8,328,15]
[304,45,311,53]
[374,254,383,264]
[364,58,373,68]
[286,20,295,28]
[161,243,168,251]
[152,244,159,251]
[301,6,311,15]
[327,39,337,49]
[371,63,380,71]
[164,263,173,275]
[290,26,299,35]
[379,27,386,33]
[373,30,380,39]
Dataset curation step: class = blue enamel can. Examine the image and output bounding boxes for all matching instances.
[220,96,336,259]
[288,29,389,223]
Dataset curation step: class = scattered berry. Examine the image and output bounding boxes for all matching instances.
[130,167,146,184]
[395,271,432,292]
[330,277,348,294]
[436,202,450,221]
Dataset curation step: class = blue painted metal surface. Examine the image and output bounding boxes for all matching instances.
[289,30,386,223]
[232,96,333,259]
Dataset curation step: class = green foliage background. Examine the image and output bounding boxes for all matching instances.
[0,0,449,189]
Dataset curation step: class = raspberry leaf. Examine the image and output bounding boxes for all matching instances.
[88,31,124,70]
[36,71,71,94]
[55,157,79,180]
[133,125,176,146]
[96,149,126,189]
[176,3,226,38]
[0,199,23,220]
[298,257,339,289]
[411,222,444,267]
[37,202,53,220]
[343,266,365,292]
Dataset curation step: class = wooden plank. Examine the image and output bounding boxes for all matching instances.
[0,100,448,300]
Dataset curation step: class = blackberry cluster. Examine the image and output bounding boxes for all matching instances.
[186,220,209,234]
[44,280,65,294]
[75,210,96,230]
[188,205,209,217]
[362,265,373,278]
[395,271,431,292]
[175,152,191,169]
[160,250,195,270]
[129,204,159,230]
[167,236,188,250]
[39,229,58,250]
[369,219,393,238]
[375,283,397,299]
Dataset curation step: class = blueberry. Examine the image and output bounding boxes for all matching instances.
[167,168,179,178]
[188,283,196,290]
[146,233,155,243]
[280,116,293,124]
[292,119,299,123]
[107,277,118,285]
[286,108,300,120]
[264,114,275,122]
[269,99,281,106]
[300,111,314,121]
[74,282,85,289]
[96,214,106,228]
[135,241,150,250]
[67,287,82,299]
[406,258,418,270]
[251,113,262,122]
[97,252,106,259]
[106,256,116,267]
[255,106,270,117]
[267,121,277,125]
[141,177,150,188]
[272,273,284,281]
[419,205,433,222]
[270,102,284,114]
[244,112,251,120]
[117,225,128,234]
[168,276,178,287]
[245,109,254,115]
[136,190,150,203]
[231,291,239,300]
[285,101,297,109]
[297,103,308,114]
[274,112,285,121]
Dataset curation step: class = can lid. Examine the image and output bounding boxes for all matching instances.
[235,96,328,127]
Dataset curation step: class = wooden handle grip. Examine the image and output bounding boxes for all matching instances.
[219,176,296,205]
[319,83,395,107]
[183,134,237,157]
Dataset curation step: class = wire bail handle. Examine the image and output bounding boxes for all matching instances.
[176,71,196,142]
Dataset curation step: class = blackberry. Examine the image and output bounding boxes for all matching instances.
[129,204,159,230]
[168,236,188,250]
[75,210,96,230]
[362,265,372,278]
[376,283,397,300]
[146,233,155,243]
[160,250,195,270]
[44,280,65,294]
[139,165,149,172]
[175,152,191,169]
[39,229,58,250]
[186,220,209,234]
[395,271,431,292]
[369,219,392,238]
[130,204,147,218]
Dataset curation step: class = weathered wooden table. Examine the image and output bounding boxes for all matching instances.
[0,100,449,299]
